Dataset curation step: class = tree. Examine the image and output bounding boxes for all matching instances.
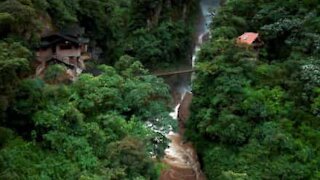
[0,41,30,121]
[3,58,172,179]
[0,0,41,39]
[186,0,320,179]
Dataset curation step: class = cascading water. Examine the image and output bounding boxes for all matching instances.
[193,0,220,67]
[160,1,220,180]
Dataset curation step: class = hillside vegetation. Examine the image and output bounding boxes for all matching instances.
[0,0,197,179]
[187,0,320,179]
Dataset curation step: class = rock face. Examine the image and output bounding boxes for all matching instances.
[178,91,193,135]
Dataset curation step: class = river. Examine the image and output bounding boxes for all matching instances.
[160,0,220,180]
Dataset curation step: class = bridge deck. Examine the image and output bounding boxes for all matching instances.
[154,69,195,76]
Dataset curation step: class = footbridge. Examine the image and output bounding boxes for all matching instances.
[154,69,196,77]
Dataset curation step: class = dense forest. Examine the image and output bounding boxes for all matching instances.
[187,0,320,179]
[1,0,320,179]
[0,0,196,179]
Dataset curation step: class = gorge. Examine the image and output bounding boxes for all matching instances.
[160,0,220,179]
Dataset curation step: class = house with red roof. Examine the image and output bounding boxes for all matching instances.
[237,32,263,49]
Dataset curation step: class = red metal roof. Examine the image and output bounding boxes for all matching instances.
[237,32,259,45]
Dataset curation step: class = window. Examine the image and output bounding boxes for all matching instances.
[59,42,73,50]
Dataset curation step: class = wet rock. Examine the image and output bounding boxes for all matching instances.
[178,91,193,135]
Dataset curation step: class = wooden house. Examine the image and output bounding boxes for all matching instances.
[36,30,90,79]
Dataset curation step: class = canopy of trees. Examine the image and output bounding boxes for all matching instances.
[0,0,200,179]
[45,0,195,66]
[1,58,173,179]
[187,0,320,179]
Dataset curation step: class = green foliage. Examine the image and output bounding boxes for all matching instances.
[0,136,82,179]
[46,0,79,28]
[0,127,14,148]
[0,0,43,40]
[104,0,193,66]
[0,41,30,121]
[312,89,320,117]
[187,0,320,179]
[2,59,172,179]
[0,0,197,179]
[241,87,289,120]
[43,64,67,83]
[211,26,238,39]
[105,137,158,179]
[39,0,194,67]
[0,13,14,37]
